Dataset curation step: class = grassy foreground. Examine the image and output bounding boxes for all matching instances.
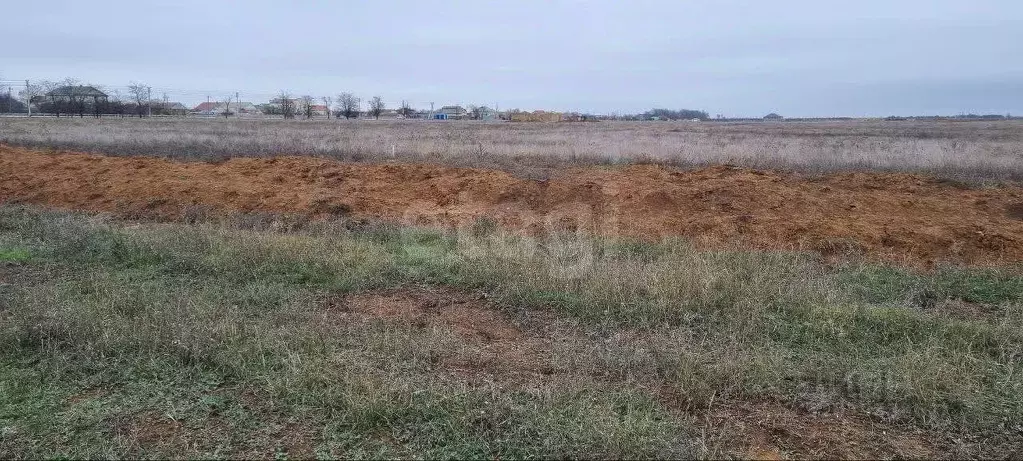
[0,206,1021,459]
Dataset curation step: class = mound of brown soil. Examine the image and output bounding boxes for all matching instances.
[2,145,1022,265]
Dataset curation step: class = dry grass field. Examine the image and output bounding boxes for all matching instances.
[1,118,1022,458]
[3,117,1023,181]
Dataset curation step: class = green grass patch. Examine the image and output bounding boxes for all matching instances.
[841,264,1023,306]
[0,247,31,263]
[1,205,1022,458]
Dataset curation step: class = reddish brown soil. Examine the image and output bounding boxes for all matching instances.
[704,401,938,460]
[327,286,556,380]
[3,145,1022,265]
[110,410,188,451]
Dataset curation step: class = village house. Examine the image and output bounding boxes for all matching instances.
[192,101,218,114]
[433,105,467,120]
[44,85,108,104]
[40,85,109,115]
[475,106,500,120]
[307,104,329,116]
[152,102,189,116]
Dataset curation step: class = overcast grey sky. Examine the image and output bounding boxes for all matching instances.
[2,0,1021,116]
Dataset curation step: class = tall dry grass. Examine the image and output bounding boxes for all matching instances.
[2,117,1022,181]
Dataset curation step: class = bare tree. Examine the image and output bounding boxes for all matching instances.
[68,82,90,118]
[19,81,45,116]
[398,100,414,118]
[277,91,296,119]
[366,96,385,119]
[89,84,108,118]
[467,105,484,120]
[109,89,127,118]
[337,92,360,119]
[39,80,64,116]
[38,78,77,117]
[300,95,314,119]
[321,96,332,119]
[128,82,150,118]
[221,95,233,117]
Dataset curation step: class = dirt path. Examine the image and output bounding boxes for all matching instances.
[2,145,1022,265]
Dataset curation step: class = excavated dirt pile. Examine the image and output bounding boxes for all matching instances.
[2,145,1022,265]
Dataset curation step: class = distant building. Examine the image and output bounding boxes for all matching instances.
[475,106,499,120]
[41,85,109,116]
[153,102,189,116]
[763,113,784,121]
[235,102,260,114]
[263,97,292,115]
[192,101,218,114]
[192,101,259,116]
[45,85,108,103]
[307,104,329,116]
[434,105,467,120]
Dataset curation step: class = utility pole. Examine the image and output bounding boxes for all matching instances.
[25,80,31,117]
[430,101,434,118]
[147,86,152,117]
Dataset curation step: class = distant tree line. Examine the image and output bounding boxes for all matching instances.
[0,93,28,113]
[634,108,710,121]
[953,114,1013,120]
[9,79,176,118]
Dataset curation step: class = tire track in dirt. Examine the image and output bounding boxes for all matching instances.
[2,145,1022,265]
